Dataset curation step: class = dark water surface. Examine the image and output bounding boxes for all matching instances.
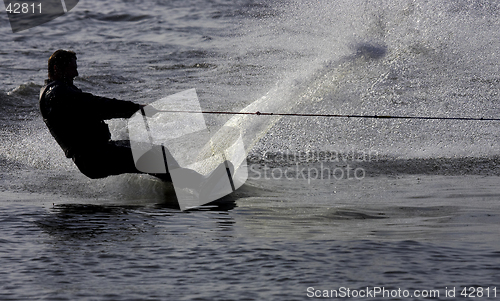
[2,175,500,300]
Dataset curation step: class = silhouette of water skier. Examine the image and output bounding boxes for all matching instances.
[38,49,177,180]
[39,49,234,195]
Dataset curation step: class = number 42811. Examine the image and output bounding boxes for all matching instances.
[6,3,42,14]
[461,287,497,298]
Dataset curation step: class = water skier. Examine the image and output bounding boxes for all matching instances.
[39,49,174,181]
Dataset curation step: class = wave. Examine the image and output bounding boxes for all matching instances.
[1,83,41,127]
[6,82,41,97]
[88,13,152,23]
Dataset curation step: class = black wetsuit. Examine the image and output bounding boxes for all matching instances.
[39,79,148,179]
